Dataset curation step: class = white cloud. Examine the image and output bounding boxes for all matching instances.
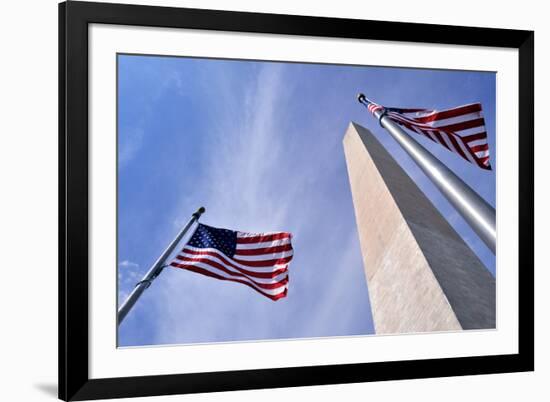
[119,60,378,346]
[118,260,139,269]
[119,126,145,167]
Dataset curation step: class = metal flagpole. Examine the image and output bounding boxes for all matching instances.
[117,206,206,325]
[357,94,496,254]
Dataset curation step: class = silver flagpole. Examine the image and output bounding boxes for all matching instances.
[117,206,206,325]
[357,94,496,254]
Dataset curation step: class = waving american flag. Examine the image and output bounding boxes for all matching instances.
[170,223,293,301]
[365,100,491,170]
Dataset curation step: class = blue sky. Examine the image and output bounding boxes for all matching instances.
[117,54,495,347]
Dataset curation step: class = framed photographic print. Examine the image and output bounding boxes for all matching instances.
[59,1,534,400]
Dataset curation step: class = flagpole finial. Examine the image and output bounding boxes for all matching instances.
[193,206,206,219]
[357,93,366,103]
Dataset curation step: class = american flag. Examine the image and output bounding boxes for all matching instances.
[365,100,491,170]
[170,223,293,301]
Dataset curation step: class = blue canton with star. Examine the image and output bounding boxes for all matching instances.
[187,223,237,258]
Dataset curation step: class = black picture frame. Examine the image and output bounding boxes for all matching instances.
[59,1,534,400]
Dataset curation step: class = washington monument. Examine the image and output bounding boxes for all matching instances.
[343,122,495,334]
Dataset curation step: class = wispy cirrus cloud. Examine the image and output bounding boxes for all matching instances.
[118,260,140,269]
[152,64,297,344]
[141,61,373,346]
[117,260,141,307]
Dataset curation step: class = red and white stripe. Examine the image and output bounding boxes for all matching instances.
[170,231,293,301]
[370,102,491,170]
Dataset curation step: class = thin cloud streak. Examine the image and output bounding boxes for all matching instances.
[145,62,373,345]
